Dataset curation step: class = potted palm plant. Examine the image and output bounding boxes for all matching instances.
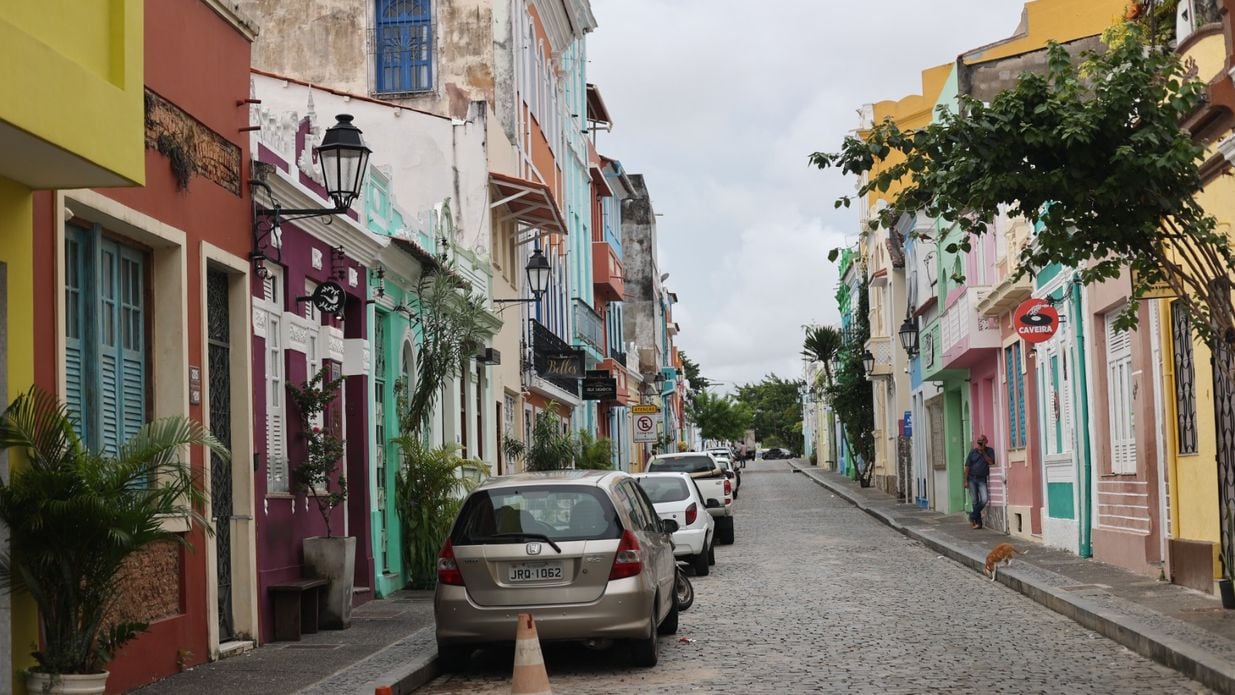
[287,367,352,629]
[0,388,223,694]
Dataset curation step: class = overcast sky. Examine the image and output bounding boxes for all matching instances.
[587,0,1030,390]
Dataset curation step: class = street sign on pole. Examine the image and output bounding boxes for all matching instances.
[633,405,662,443]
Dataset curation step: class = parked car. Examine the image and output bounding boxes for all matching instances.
[434,470,680,670]
[646,452,735,545]
[633,472,716,575]
[706,448,741,495]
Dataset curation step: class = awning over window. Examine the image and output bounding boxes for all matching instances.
[490,171,569,236]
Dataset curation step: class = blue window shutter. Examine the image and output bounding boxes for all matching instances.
[64,226,90,444]
[1014,344,1026,448]
[118,246,147,444]
[1005,346,1016,448]
[97,239,121,455]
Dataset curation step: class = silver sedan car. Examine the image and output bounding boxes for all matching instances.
[434,470,679,670]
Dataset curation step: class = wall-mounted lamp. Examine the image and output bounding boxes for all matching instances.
[862,350,875,378]
[898,316,919,356]
[250,114,372,281]
[495,248,552,305]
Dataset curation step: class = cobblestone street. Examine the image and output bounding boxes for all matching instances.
[418,461,1209,694]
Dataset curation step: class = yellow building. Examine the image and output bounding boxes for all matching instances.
[1161,15,1235,592]
[0,2,145,689]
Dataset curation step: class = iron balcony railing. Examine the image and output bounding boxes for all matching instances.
[574,299,605,352]
[531,319,579,394]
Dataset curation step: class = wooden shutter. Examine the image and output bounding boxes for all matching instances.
[266,311,288,493]
[98,242,121,455]
[117,245,146,444]
[1106,311,1136,474]
[64,227,89,442]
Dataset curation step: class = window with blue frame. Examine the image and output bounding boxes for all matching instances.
[1004,342,1026,449]
[375,0,433,94]
[65,224,148,454]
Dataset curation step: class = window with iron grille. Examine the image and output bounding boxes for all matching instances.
[375,0,433,94]
[1172,300,1197,455]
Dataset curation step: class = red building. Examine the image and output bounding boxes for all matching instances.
[31,1,259,689]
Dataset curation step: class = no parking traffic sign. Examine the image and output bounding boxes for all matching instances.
[632,404,661,442]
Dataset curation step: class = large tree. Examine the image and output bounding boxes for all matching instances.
[734,375,804,449]
[811,23,1230,347]
[686,391,752,442]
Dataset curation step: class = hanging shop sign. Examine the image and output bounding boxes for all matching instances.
[312,280,346,316]
[1013,298,1060,344]
[542,349,585,380]
[581,376,617,401]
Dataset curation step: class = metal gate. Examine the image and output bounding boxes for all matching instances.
[1214,346,1235,581]
[207,270,234,640]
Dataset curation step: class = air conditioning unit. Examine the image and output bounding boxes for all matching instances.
[476,347,501,365]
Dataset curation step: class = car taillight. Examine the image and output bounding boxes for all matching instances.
[685,503,698,526]
[437,539,464,586]
[724,478,732,497]
[608,529,643,580]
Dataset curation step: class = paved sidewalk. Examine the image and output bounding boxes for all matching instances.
[132,590,439,695]
[788,461,1235,695]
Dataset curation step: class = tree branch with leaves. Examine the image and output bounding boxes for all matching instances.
[812,24,1234,351]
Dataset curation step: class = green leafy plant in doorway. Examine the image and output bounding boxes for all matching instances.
[288,367,347,537]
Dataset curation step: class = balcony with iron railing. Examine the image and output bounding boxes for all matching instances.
[939,286,1000,369]
[531,318,580,394]
[573,299,605,353]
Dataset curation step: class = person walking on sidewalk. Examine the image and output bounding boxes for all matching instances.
[965,435,994,529]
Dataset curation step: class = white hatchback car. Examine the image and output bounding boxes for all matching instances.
[633,472,716,575]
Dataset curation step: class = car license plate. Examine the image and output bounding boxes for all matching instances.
[507,561,564,583]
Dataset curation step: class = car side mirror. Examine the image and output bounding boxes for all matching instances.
[660,518,679,534]
[705,498,722,509]
[724,470,735,479]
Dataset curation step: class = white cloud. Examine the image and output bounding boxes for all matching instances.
[588,0,1030,386]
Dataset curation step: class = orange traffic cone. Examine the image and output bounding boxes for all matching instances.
[511,613,551,695]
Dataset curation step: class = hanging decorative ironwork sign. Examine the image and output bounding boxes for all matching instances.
[312,280,345,315]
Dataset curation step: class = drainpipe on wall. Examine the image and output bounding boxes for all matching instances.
[1072,274,1094,558]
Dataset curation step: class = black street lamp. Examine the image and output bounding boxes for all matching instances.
[899,317,920,356]
[496,248,552,304]
[862,350,875,377]
[250,113,373,276]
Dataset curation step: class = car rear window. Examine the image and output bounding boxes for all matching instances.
[648,455,715,474]
[636,476,690,504]
[451,485,622,544]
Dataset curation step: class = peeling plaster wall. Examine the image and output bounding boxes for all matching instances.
[620,174,661,374]
[239,0,370,95]
[241,0,512,124]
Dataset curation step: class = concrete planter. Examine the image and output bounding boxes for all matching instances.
[26,671,109,694]
[303,535,356,629]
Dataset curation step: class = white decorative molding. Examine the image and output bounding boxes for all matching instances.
[283,313,313,354]
[297,93,325,186]
[252,306,268,339]
[312,247,324,270]
[325,326,346,362]
[343,339,370,376]
[1218,133,1235,166]
[348,267,359,287]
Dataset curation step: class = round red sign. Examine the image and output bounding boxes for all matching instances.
[1013,298,1059,344]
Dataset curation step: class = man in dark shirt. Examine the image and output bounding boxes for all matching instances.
[964,435,994,529]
